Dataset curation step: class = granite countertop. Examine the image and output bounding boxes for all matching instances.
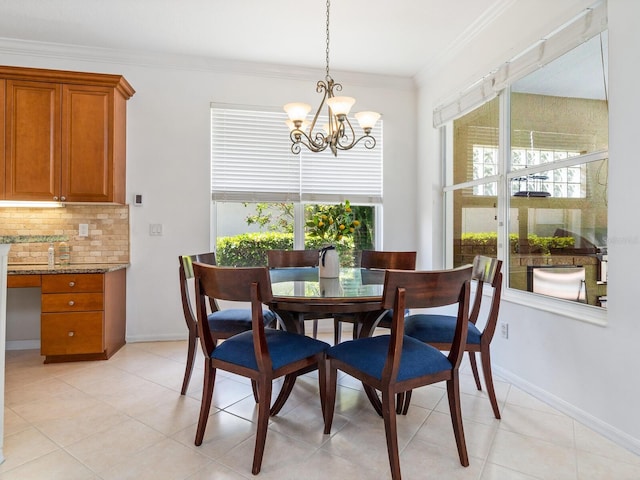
[8,264,128,274]
[0,235,69,244]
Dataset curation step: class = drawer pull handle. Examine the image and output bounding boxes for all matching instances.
[68,331,75,337]
[68,300,75,306]
[69,281,76,287]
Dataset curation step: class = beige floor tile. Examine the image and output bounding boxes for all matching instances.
[576,449,640,480]
[480,462,539,479]
[65,417,166,475]
[488,429,577,480]
[0,427,59,473]
[256,447,381,480]
[573,421,640,466]
[498,403,575,448]
[400,437,485,480]
[505,385,567,416]
[0,449,95,480]
[414,410,498,460]
[215,428,317,477]
[100,438,212,480]
[173,410,257,460]
[2,341,638,480]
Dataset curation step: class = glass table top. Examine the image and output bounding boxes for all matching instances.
[269,267,385,300]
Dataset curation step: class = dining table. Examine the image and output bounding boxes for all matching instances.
[268,266,389,415]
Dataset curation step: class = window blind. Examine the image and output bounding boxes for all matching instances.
[211,106,383,204]
[433,0,607,127]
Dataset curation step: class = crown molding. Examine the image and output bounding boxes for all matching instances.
[415,0,518,87]
[0,37,415,91]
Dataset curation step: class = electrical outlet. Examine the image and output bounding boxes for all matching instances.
[500,322,509,339]
[79,223,89,237]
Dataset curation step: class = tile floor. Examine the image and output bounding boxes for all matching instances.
[2,333,639,480]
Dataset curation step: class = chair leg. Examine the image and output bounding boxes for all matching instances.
[312,319,318,339]
[333,318,342,345]
[251,379,259,403]
[317,355,327,421]
[395,392,404,414]
[252,377,273,475]
[180,330,198,395]
[381,389,402,480]
[401,390,412,415]
[446,373,469,467]
[324,365,337,434]
[270,373,297,416]
[481,347,501,419]
[468,351,482,391]
[195,362,216,446]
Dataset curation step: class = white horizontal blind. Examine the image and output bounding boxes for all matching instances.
[300,121,383,204]
[433,0,607,127]
[211,106,383,204]
[211,108,300,201]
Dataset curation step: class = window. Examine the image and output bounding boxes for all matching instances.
[443,16,608,319]
[211,106,383,266]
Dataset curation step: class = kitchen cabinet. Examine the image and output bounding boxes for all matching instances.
[40,269,126,363]
[0,79,4,199]
[1,66,134,203]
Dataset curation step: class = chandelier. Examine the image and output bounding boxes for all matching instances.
[284,0,380,156]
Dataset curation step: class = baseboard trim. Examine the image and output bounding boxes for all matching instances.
[493,365,640,457]
[6,340,40,351]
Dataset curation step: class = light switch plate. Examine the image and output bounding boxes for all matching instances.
[149,224,163,236]
[79,224,89,237]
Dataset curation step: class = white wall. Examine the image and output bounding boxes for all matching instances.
[418,0,640,454]
[0,50,417,342]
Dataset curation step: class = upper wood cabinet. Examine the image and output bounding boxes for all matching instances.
[1,66,135,203]
[0,79,5,200]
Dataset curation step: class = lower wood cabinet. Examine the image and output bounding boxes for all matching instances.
[40,269,126,363]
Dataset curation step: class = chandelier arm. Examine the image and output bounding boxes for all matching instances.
[289,129,328,154]
[335,116,357,149]
[341,134,377,151]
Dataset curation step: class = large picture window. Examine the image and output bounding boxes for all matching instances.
[211,106,383,266]
[444,24,608,319]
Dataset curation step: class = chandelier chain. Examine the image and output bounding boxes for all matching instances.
[325,0,331,80]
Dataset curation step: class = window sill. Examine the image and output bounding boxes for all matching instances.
[503,288,607,327]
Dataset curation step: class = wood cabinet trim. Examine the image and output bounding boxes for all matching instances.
[0,65,135,99]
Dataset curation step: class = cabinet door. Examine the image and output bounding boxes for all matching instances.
[61,85,114,202]
[0,79,5,199]
[5,80,61,201]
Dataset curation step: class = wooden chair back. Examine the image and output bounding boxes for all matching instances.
[360,250,417,271]
[381,265,472,376]
[267,249,320,268]
[469,255,503,340]
[179,252,218,332]
[192,263,273,361]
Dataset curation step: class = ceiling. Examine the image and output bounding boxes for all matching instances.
[0,0,503,78]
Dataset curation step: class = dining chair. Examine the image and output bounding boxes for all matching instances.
[402,255,503,418]
[267,249,333,338]
[323,266,472,480]
[334,250,416,344]
[192,263,329,475]
[178,252,277,395]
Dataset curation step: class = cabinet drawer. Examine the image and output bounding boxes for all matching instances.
[7,274,42,288]
[41,312,104,355]
[42,273,104,293]
[41,293,104,312]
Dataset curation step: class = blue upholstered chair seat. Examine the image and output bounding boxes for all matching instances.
[404,314,482,345]
[327,335,451,382]
[208,309,276,334]
[212,329,329,371]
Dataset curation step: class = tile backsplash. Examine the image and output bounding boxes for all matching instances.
[0,204,129,265]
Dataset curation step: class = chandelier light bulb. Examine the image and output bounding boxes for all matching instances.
[355,111,381,132]
[284,102,312,123]
[326,96,355,117]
